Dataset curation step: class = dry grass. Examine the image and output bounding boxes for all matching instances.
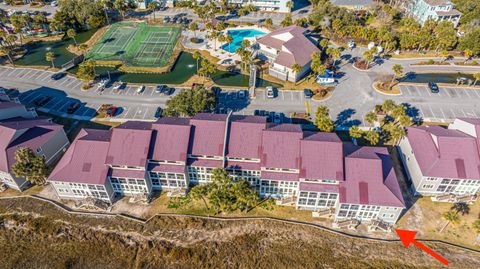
[373,81,401,95]
[397,197,480,249]
[1,197,480,269]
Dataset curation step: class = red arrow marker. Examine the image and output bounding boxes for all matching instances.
[395,229,448,266]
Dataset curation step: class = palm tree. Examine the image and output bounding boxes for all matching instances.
[189,22,198,38]
[286,1,293,10]
[363,50,374,69]
[463,49,473,63]
[148,1,158,20]
[67,29,77,45]
[241,39,251,49]
[364,130,379,145]
[264,18,273,28]
[0,45,15,66]
[226,34,233,54]
[391,64,404,88]
[319,39,329,50]
[45,51,55,68]
[328,47,341,68]
[364,111,377,129]
[280,14,293,27]
[473,73,480,87]
[78,43,88,55]
[440,210,459,232]
[290,63,302,84]
[349,126,363,145]
[198,59,216,83]
[100,0,112,25]
[451,203,470,216]
[192,51,201,73]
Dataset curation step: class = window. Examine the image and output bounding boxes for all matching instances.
[422,184,434,189]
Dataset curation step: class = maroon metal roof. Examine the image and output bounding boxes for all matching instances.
[48,129,110,185]
[226,116,266,159]
[109,168,146,179]
[187,158,223,168]
[1,118,63,173]
[257,25,320,67]
[261,124,303,170]
[299,182,339,193]
[340,145,405,208]
[300,132,344,181]
[105,128,152,167]
[225,160,261,171]
[406,126,480,180]
[148,163,186,173]
[261,171,299,182]
[189,114,227,157]
[151,120,191,162]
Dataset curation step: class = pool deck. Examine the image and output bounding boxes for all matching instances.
[184,25,270,66]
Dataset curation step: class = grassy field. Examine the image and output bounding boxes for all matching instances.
[1,197,479,269]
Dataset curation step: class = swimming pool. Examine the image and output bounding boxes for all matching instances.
[221,29,266,53]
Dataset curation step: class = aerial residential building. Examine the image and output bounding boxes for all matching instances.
[48,129,115,202]
[0,88,37,120]
[257,25,320,82]
[187,114,229,184]
[227,0,292,12]
[330,0,374,10]
[148,117,191,190]
[398,118,480,201]
[406,0,462,27]
[49,113,405,224]
[0,108,69,191]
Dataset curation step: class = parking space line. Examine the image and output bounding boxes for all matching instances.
[427,105,435,118]
[449,108,456,118]
[473,90,480,98]
[29,70,43,79]
[22,92,41,104]
[13,69,25,77]
[2,69,16,77]
[65,80,78,89]
[0,68,8,75]
[40,73,52,82]
[418,106,426,119]
[439,108,447,119]
[58,78,72,86]
[21,70,34,78]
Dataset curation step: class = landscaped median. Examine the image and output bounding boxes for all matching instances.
[372,81,402,96]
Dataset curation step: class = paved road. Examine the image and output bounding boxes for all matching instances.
[2,52,480,125]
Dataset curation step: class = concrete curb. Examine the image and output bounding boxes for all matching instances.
[1,195,479,254]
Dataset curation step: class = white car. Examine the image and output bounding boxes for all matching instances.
[51,1,58,6]
[238,90,246,99]
[136,85,145,94]
[113,81,125,91]
[97,79,109,89]
[266,86,275,99]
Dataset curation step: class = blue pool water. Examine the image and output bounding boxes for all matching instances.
[221,29,266,53]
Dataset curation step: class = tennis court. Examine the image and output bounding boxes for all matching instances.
[88,22,181,67]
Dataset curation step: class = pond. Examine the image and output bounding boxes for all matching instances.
[400,72,475,84]
[15,30,96,67]
[74,52,281,87]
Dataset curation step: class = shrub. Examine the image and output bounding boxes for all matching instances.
[427,59,435,65]
[190,37,203,44]
[472,60,478,65]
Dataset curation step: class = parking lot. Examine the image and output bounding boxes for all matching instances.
[399,84,480,121]
[0,67,175,121]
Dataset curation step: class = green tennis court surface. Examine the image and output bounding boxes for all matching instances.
[88,22,181,67]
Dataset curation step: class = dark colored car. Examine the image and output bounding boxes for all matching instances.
[165,87,175,95]
[303,89,313,98]
[66,102,81,114]
[51,72,65,80]
[155,107,163,118]
[34,96,52,106]
[428,82,439,93]
[106,106,118,117]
